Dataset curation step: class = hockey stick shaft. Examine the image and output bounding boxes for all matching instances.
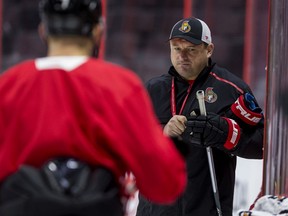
[196,90,223,216]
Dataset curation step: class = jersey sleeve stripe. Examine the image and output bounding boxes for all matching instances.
[210,72,244,94]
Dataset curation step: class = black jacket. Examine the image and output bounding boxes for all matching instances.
[136,62,264,216]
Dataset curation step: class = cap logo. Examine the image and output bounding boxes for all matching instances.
[179,21,191,33]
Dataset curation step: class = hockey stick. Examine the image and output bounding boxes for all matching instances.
[196,90,223,216]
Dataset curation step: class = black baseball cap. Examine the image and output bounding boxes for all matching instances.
[169,17,212,45]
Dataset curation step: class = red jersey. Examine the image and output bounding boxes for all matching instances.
[0,56,186,203]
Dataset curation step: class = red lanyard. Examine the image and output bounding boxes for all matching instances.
[171,77,193,116]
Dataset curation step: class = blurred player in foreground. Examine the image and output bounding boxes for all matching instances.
[0,1,187,215]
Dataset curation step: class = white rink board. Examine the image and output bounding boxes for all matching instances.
[233,158,263,215]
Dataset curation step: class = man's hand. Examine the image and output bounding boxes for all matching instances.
[182,113,241,151]
[164,115,190,158]
[163,115,187,137]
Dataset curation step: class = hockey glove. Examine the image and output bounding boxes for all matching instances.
[182,112,241,150]
[227,93,263,128]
